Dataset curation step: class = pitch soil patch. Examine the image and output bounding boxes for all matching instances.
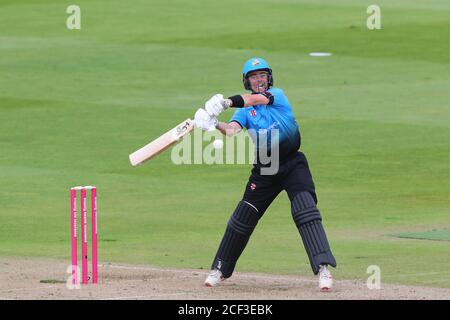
[1,257,449,300]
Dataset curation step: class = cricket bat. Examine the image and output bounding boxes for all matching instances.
[129,118,195,166]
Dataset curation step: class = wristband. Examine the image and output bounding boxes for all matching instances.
[228,95,245,108]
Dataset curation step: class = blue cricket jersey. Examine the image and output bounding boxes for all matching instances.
[229,87,301,163]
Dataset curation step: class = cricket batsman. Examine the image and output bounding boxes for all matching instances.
[194,57,337,291]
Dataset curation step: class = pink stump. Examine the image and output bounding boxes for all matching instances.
[91,187,98,284]
[81,188,88,284]
[70,188,78,285]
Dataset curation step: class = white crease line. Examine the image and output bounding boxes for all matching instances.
[239,274,316,284]
[101,276,201,283]
[103,264,316,283]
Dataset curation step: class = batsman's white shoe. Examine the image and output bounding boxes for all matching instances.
[204,269,224,287]
[318,265,333,292]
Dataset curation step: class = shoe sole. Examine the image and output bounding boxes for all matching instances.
[320,287,331,292]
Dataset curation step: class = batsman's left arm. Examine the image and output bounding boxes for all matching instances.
[225,93,270,108]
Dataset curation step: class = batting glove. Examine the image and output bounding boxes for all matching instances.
[194,108,218,131]
[204,94,229,117]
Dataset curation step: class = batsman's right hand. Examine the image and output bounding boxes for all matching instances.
[194,108,218,131]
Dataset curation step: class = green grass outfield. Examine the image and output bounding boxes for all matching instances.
[1,0,449,288]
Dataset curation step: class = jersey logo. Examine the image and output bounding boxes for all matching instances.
[250,183,256,190]
[250,110,257,117]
